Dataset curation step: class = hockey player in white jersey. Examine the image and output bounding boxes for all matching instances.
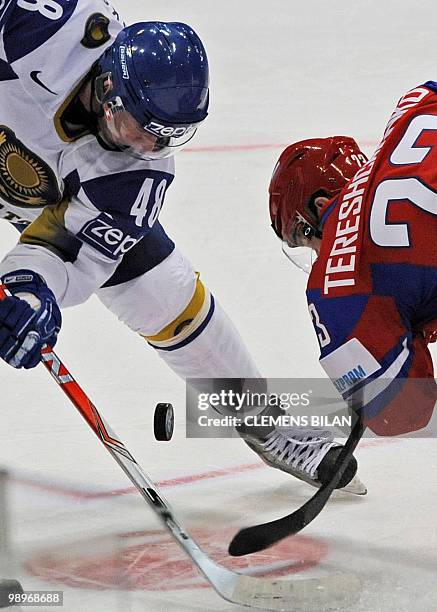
[0,0,364,494]
[0,1,252,378]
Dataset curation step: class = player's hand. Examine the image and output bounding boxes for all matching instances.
[0,270,61,369]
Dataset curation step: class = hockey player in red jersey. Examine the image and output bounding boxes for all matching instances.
[269,83,437,436]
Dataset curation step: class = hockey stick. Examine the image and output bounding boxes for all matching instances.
[0,286,361,610]
[228,415,365,557]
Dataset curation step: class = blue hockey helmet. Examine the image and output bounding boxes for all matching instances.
[94,21,209,160]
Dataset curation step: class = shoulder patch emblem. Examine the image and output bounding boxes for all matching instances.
[0,126,62,208]
[81,13,111,49]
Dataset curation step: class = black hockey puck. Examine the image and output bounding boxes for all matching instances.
[154,403,174,441]
[0,579,24,608]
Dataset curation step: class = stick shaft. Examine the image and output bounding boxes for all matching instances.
[0,286,218,586]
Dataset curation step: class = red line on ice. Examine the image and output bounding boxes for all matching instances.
[13,462,266,500]
[182,140,378,154]
[12,437,397,501]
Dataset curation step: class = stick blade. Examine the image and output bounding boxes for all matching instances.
[228,471,346,556]
[228,526,270,556]
[229,508,310,557]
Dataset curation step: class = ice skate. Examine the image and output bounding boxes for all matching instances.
[244,426,367,495]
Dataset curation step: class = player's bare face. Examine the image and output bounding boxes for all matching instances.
[285,197,326,253]
[292,196,328,254]
[287,217,321,254]
[99,111,159,155]
[281,195,326,273]
[295,230,321,254]
[288,219,318,252]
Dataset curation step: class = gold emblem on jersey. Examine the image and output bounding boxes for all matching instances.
[0,126,62,208]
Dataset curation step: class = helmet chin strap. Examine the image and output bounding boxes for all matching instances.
[90,75,105,119]
[81,62,105,120]
[84,69,125,152]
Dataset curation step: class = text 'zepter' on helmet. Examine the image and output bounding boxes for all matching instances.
[94,21,209,160]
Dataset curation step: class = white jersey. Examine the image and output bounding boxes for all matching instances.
[0,0,175,306]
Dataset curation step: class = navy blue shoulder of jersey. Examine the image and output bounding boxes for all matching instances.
[3,0,78,64]
[423,81,437,94]
[62,166,174,262]
[0,57,18,80]
[0,0,17,29]
[319,198,338,229]
[306,288,370,358]
[65,168,174,225]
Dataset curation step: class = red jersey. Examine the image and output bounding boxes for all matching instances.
[307,83,437,435]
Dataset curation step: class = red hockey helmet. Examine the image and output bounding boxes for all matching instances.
[269,136,367,246]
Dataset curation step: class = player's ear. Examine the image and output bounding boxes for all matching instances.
[314,196,329,219]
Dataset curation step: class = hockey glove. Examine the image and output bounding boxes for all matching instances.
[0,270,61,369]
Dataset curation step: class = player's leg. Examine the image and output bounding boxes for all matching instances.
[96,223,260,379]
[95,224,364,491]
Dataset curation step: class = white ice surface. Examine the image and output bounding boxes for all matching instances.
[1,0,437,610]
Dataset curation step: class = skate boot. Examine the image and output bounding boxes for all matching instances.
[244,426,367,495]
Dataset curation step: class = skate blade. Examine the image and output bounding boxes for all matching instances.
[340,475,367,495]
[293,470,368,496]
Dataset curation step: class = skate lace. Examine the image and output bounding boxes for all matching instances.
[262,428,336,478]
